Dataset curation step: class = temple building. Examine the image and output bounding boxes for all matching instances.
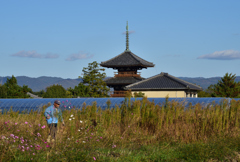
[101,22,202,98]
[100,22,154,97]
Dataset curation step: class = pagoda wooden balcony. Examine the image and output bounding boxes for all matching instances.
[114,72,141,77]
[110,91,127,97]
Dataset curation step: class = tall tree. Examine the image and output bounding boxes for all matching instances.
[1,75,31,98]
[212,73,240,98]
[80,61,109,97]
[68,83,91,97]
[43,84,67,98]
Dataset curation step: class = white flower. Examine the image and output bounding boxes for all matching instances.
[78,129,80,131]
[69,119,72,121]
[82,141,86,143]
[80,128,84,130]
[73,118,75,119]
[67,138,70,140]
[70,115,74,117]
[80,120,83,123]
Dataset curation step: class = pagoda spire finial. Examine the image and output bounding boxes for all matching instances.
[125,21,130,51]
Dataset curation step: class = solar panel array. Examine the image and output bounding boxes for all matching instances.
[0,97,239,113]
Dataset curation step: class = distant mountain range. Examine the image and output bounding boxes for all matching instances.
[0,76,240,92]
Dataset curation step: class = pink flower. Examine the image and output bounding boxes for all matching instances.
[93,157,96,160]
[38,124,41,127]
[64,105,66,108]
[33,153,35,155]
[17,130,20,131]
[46,145,50,148]
[100,137,102,139]
[25,122,28,124]
[66,100,68,102]
[62,101,64,103]
[41,125,46,129]
[15,123,18,125]
[96,139,99,141]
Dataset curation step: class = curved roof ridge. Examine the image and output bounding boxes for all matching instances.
[166,73,202,90]
[129,51,155,66]
[125,72,163,88]
[100,51,126,65]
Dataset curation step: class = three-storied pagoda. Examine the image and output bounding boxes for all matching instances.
[100,22,154,97]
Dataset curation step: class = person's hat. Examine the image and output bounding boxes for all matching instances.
[54,100,61,105]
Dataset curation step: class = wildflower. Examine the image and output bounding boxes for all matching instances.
[100,137,102,139]
[131,113,133,115]
[80,120,83,123]
[35,138,37,140]
[29,125,32,127]
[70,114,74,117]
[13,140,15,142]
[41,125,46,129]
[31,158,33,160]
[62,101,64,103]
[93,157,96,160]
[46,145,50,148]
[30,145,33,147]
[37,133,41,137]
[69,119,72,121]
[33,153,35,155]
[22,149,25,152]
[17,130,20,132]
[67,138,70,140]
[15,123,18,125]
[38,124,41,127]
[128,126,130,128]
[10,134,14,138]
[25,122,28,124]
[68,106,70,109]
[26,147,29,150]
[78,129,80,131]
[72,117,75,119]
[82,141,86,143]
[96,139,99,141]
[64,105,66,108]
[76,140,79,143]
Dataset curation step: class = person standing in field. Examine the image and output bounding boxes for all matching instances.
[44,100,65,142]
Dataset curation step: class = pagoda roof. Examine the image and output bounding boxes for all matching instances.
[100,51,155,68]
[125,72,202,91]
[104,76,144,85]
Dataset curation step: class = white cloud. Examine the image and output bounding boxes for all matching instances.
[197,50,240,60]
[65,52,94,61]
[11,50,59,59]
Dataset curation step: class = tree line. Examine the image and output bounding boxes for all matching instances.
[1,62,240,98]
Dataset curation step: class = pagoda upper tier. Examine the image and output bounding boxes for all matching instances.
[100,50,155,70]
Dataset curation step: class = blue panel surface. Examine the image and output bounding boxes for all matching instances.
[0,97,237,113]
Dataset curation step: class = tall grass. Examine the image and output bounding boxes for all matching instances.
[1,97,240,161]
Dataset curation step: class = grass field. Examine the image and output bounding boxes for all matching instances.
[1,97,240,161]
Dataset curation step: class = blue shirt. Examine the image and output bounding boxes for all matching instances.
[44,105,63,124]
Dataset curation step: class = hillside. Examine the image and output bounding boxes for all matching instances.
[0,76,240,92]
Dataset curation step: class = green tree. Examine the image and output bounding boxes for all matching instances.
[80,61,109,97]
[212,73,240,98]
[68,83,91,97]
[1,75,31,98]
[43,84,67,98]
[198,85,214,97]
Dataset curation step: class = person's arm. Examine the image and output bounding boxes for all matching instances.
[44,107,51,119]
[59,109,65,126]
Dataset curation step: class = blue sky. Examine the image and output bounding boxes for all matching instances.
[0,0,239,79]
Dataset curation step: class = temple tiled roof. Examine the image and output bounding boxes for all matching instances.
[104,76,144,85]
[125,72,202,91]
[100,51,155,68]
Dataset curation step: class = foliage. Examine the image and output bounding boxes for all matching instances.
[32,90,45,97]
[133,91,145,97]
[212,73,240,98]
[79,61,109,97]
[43,84,67,98]
[0,75,32,98]
[1,98,240,161]
[198,85,214,97]
[68,83,91,98]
